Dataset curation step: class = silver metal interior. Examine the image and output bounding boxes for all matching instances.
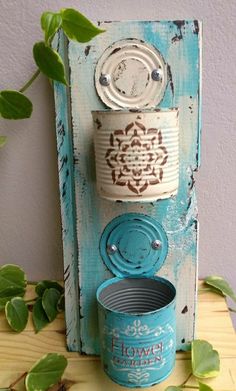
[98,278,176,314]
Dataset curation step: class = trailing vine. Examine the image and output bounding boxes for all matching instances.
[0,8,105,144]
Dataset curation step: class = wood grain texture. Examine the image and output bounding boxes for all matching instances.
[53,31,80,352]
[63,20,202,354]
[0,285,235,390]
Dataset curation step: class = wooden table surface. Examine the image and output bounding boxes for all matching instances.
[0,283,235,390]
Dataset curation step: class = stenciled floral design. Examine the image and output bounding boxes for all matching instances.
[104,320,175,339]
[105,121,168,195]
[124,319,150,337]
[128,369,150,385]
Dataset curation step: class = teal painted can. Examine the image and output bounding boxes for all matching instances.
[97,276,176,388]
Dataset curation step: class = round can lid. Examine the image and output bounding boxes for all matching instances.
[95,39,168,110]
[99,213,168,277]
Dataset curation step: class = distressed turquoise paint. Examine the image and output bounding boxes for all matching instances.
[54,20,202,354]
[52,31,80,351]
[100,213,168,278]
[97,276,176,387]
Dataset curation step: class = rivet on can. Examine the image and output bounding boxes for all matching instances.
[107,244,117,254]
[152,239,162,250]
[151,69,162,81]
[99,74,111,86]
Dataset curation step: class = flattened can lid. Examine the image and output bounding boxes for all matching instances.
[99,213,168,277]
[95,39,168,109]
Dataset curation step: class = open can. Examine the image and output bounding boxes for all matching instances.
[97,276,176,388]
[92,109,179,202]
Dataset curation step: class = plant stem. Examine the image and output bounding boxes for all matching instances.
[24,298,37,303]
[19,69,40,93]
[178,373,199,390]
[198,288,212,292]
[28,280,38,285]
[9,371,27,388]
[180,373,193,387]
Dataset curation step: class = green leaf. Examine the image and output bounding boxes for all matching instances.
[0,90,33,119]
[0,264,27,298]
[41,12,62,44]
[42,288,61,322]
[57,294,65,312]
[204,276,236,302]
[5,297,29,332]
[0,296,22,312]
[32,298,50,333]
[165,387,182,391]
[25,353,67,391]
[35,280,64,297]
[0,136,7,147]
[199,382,214,391]
[33,42,67,84]
[61,8,105,43]
[192,340,220,378]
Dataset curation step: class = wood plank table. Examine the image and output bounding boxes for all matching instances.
[0,283,235,390]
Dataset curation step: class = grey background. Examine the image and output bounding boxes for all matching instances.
[0,1,235,324]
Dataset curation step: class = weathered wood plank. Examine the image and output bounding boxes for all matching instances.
[66,20,202,353]
[53,31,80,351]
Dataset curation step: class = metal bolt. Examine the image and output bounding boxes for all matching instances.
[152,240,162,250]
[151,69,162,81]
[99,74,111,86]
[107,244,117,254]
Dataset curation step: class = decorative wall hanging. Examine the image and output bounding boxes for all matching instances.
[53,20,202,373]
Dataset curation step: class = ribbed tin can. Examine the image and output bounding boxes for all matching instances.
[92,109,179,202]
[97,277,176,388]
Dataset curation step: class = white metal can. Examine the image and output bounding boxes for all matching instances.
[92,109,179,202]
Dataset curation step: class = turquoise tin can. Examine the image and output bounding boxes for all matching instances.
[97,276,176,388]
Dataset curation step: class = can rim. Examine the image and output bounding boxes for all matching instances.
[91,107,179,115]
[96,276,176,316]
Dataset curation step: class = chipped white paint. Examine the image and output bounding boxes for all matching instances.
[54,19,202,354]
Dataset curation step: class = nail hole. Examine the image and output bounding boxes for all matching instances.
[181,305,188,314]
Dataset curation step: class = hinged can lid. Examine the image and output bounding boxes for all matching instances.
[100,213,168,277]
[95,39,168,110]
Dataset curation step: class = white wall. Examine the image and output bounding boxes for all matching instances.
[0,0,235,322]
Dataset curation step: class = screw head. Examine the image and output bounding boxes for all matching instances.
[151,69,162,81]
[99,74,111,86]
[107,244,117,254]
[152,240,162,250]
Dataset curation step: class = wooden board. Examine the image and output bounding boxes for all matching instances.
[53,20,202,353]
[0,284,235,391]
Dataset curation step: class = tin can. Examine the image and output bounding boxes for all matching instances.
[92,109,179,202]
[97,276,176,388]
